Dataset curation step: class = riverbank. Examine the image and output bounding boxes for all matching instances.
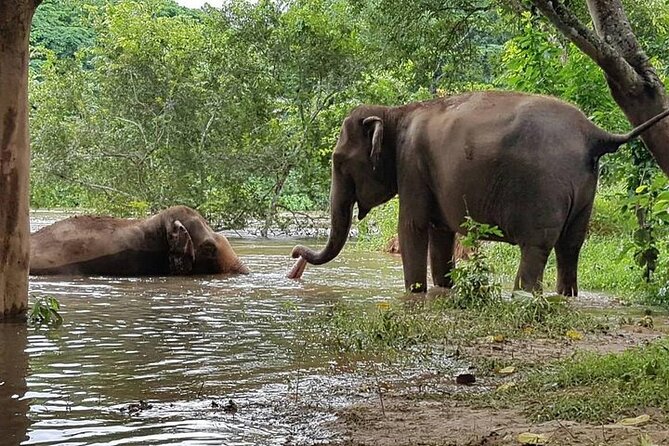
[311,292,669,445]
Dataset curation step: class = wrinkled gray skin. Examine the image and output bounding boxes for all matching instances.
[31,205,249,276]
[291,91,669,295]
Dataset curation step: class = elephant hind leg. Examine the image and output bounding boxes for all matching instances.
[555,208,591,297]
[514,244,552,294]
[428,226,455,288]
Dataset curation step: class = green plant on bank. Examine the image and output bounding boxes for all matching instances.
[499,338,669,423]
[308,295,599,358]
[448,216,503,308]
[28,295,63,328]
[622,174,669,282]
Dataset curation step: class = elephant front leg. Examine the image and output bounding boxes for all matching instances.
[429,226,455,288]
[399,202,429,293]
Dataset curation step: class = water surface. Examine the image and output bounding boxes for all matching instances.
[1,213,405,445]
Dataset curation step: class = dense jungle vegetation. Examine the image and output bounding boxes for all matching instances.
[29,0,669,300]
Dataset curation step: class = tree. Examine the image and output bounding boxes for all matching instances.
[524,0,669,177]
[31,0,96,60]
[1,0,42,321]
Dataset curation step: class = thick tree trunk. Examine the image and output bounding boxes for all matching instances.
[0,1,40,321]
[529,0,669,176]
[586,0,669,172]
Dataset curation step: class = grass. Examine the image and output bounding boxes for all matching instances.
[485,234,669,304]
[484,235,641,295]
[498,338,669,423]
[306,293,602,358]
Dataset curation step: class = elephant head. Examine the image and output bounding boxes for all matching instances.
[166,208,250,275]
[290,106,399,267]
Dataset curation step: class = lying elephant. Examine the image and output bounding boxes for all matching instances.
[30,205,249,276]
[289,90,669,295]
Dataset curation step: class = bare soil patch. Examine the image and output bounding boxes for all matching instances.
[328,295,669,446]
[463,323,665,364]
[331,399,669,445]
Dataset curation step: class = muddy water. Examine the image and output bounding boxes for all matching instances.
[1,213,406,446]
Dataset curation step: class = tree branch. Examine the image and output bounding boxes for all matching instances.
[586,0,662,89]
[51,171,134,198]
[529,0,641,91]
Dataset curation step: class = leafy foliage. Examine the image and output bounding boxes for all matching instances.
[28,296,63,328]
[449,216,503,308]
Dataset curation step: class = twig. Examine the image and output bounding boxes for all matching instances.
[295,369,299,403]
[555,418,578,441]
[52,171,134,198]
[196,381,206,399]
[375,376,386,417]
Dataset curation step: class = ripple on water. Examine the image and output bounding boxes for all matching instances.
[7,224,409,445]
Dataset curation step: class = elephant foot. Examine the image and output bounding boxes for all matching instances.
[286,256,308,279]
[557,283,578,297]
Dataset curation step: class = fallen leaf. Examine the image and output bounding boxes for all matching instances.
[617,414,651,427]
[566,329,583,341]
[484,334,505,343]
[546,295,568,304]
[497,381,516,392]
[517,432,548,445]
[637,316,654,328]
[499,366,516,375]
[376,302,391,311]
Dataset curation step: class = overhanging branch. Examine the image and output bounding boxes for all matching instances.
[529,0,641,91]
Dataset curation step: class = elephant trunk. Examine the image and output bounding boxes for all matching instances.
[291,175,354,265]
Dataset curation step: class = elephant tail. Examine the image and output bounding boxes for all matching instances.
[593,107,669,157]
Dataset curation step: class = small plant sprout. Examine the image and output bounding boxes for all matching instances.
[28,295,63,328]
[448,216,503,308]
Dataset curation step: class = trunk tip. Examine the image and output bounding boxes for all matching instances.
[287,256,308,279]
[291,245,305,259]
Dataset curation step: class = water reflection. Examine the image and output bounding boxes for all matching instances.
[0,323,30,445]
[15,214,406,445]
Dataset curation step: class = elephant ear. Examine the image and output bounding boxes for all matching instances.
[363,116,384,170]
[167,220,195,274]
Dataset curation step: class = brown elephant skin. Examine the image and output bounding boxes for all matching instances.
[30,205,249,276]
[290,91,669,295]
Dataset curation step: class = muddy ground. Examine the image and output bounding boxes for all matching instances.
[326,294,669,446]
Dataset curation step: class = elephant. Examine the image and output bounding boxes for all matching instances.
[30,205,249,276]
[288,91,669,295]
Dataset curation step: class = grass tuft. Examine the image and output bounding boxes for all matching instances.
[306,294,600,357]
[508,339,669,423]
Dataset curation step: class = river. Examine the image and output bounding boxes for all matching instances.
[0,212,405,446]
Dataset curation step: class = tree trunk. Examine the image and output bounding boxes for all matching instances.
[529,0,669,176]
[0,1,40,321]
[261,166,291,238]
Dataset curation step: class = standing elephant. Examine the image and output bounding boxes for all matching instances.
[31,205,249,276]
[289,91,669,295]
